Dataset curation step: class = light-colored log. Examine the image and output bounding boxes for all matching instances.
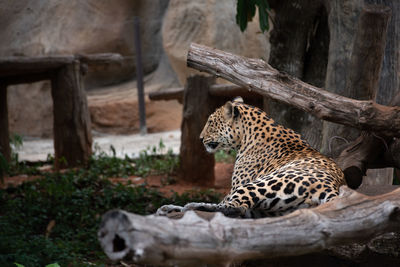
[187,43,400,137]
[98,186,400,266]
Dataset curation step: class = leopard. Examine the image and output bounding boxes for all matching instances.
[157,97,346,218]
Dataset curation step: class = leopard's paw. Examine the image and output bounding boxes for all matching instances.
[183,202,217,212]
[156,204,184,216]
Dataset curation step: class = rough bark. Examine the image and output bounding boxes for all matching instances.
[265,0,328,149]
[346,5,390,100]
[51,61,92,169]
[320,0,362,159]
[98,186,400,266]
[179,75,220,185]
[322,4,391,159]
[331,4,392,188]
[365,0,400,105]
[337,91,400,188]
[187,43,400,137]
[0,84,10,162]
[321,1,399,177]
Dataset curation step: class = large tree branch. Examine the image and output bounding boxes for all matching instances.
[98,187,400,266]
[187,43,400,137]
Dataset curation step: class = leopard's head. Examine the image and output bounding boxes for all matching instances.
[200,97,244,153]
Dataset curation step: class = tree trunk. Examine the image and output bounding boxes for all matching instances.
[0,83,10,162]
[365,0,400,105]
[265,0,329,149]
[321,1,399,186]
[320,0,363,157]
[51,61,92,169]
[337,91,400,188]
[98,187,400,266]
[321,3,391,159]
[179,75,219,185]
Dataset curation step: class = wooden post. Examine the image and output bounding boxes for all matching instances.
[134,17,147,135]
[51,60,92,169]
[179,75,218,185]
[0,83,10,162]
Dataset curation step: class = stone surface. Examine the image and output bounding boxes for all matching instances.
[7,82,54,137]
[162,0,271,85]
[87,81,182,135]
[1,0,170,137]
[0,0,167,85]
[3,0,271,138]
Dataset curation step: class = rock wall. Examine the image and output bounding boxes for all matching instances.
[162,0,271,85]
[1,0,168,137]
[2,0,270,137]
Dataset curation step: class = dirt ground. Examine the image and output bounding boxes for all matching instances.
[1,163,234,197]
[110,162,233,197]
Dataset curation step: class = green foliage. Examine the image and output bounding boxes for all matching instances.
[10,133,23,151]
[0,152,8,182]
[0,133,42,178]
[14,263,60,267]
[0,133,24,181]
[236,0,270,32]
[134,142,179,177]
[393,169,400,185]
[0,142,220,266]
[89,140,179,178]
[214,150,237,164]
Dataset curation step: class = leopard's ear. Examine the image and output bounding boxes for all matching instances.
[223,101,240,120]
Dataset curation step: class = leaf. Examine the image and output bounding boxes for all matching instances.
[45,264,61,267]
[236,0,248,32]
[247,0,256,21]
[236,0,270,32]
[14,263,25,267]
[255,0,270,32]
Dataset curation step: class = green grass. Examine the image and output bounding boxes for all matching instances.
[214,149,237,164]
[0,143,222,267]
[0,133,42,181]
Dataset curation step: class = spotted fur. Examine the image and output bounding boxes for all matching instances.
[157,97,345,218]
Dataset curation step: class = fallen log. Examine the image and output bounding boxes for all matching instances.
[187,43,400,137]
[98,186,400,266]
